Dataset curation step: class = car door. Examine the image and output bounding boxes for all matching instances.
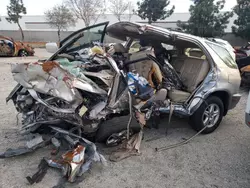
[60,22,109,48]
[49,22,109,60]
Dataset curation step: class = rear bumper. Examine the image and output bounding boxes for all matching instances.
[229,93,241,109]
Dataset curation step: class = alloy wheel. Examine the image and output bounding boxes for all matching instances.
[202,103,220,128]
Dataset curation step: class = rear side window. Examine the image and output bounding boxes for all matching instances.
[206,42,238,69]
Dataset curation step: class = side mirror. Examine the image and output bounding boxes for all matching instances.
[45,42,58,53]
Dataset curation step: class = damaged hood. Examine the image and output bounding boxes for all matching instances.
[11,60,107,105]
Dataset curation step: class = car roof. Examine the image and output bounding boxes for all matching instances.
[107,21,209,43]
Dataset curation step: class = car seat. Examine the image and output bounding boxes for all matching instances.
[169,51,210,102]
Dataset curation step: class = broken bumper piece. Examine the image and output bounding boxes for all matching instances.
[1,127,106,184]
[0,135,47,158]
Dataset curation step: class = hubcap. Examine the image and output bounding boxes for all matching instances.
[202,104,220,128]
[21,51,27,57]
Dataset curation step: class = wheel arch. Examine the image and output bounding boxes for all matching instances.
[18,48,27,56]
[208,90,230,116]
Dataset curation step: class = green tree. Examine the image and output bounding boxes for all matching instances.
[232,0,250,40]
[6,0,26,41]
[177,0,233,37]
[45,5,76,42]
[136,0,175,24]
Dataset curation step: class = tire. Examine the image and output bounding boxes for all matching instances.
[95,115,141,143]
[189,96,224,134]
[18,50,28,57]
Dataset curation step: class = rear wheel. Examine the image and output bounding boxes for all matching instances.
[18,50,28,57]
[189,96,224,134]
[95,115,141,143]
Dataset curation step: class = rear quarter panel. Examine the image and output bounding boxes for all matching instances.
[201,40,241,95]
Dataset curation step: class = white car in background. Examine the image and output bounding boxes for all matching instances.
[246,91,250,127]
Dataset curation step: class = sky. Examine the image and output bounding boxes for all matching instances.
[0,0,237,16]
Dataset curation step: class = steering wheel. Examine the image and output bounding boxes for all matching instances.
[146,54,183,90]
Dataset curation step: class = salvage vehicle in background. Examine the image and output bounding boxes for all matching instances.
[7,22,241,146]
[240,65,250,85]
[0,35,34,57]
[233,43,250,85]
[235,42,250,57]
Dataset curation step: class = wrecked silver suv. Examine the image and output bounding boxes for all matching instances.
[7,21,241,143]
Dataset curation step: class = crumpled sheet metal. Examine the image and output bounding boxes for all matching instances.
[39,126,107,182]
[0,135,48,158]
[50,126,107,165]
[82,70,114,88]
[42,126,106,182]
[1,128,106,184]
[89,101,107,119]
[55,58,107,95]
[109,130,143,162]
[45,145,86,182]
[11,61,83,105]
[11,59,107,109]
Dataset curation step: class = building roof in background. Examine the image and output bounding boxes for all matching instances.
[0,13,237,33]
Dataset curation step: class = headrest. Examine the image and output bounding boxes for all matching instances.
[189,50,204,58]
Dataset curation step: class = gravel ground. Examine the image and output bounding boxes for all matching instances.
[0,49,250,188]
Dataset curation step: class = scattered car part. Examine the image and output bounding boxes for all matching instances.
[109,130,143,162]
[106,129,134,147]
[61,145,86,182]
[0,136,49,158]
[0,147,34,158]
[26,159,49,185]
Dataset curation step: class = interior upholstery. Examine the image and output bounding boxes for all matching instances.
[172,56,209,92]
[171,55,186,74]
[189,50,204,58]
[181,57,209,92]
[169,55,210,102]
[129,50,167,106]
[129,50,163,88]
[168,89,191,103]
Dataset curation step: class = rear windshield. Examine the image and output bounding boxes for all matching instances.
[206,42,238,69]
